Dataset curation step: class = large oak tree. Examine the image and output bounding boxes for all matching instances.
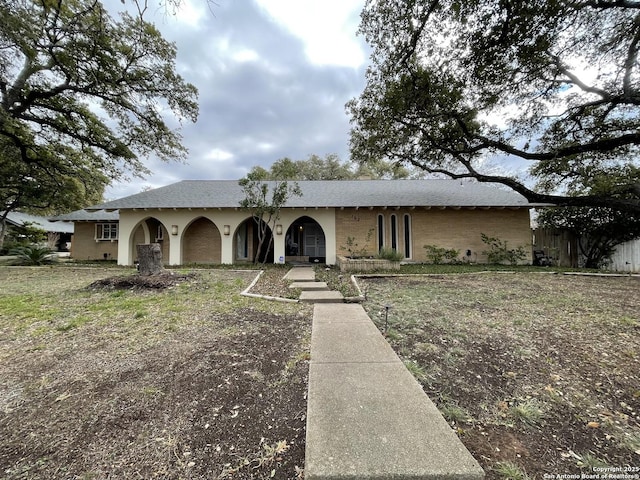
[348,0,640,213]
[0,0,198,244]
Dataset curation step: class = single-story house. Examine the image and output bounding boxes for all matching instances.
[51,179,541,265]
[2,211,73,251]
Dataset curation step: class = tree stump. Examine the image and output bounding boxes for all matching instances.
[136,243,164,275]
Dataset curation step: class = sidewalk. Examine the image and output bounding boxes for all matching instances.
[305,303,485,479]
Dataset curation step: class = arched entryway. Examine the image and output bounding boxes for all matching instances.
[182,217,222,264]
[130,217,170,262]
[286,216,326,263]
[233,217,274,264]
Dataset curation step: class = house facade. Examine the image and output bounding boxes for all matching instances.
[53,180,539,265]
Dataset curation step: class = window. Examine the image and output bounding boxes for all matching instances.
[390,214,398,251]
[96,223,118,241]
[403,214,412,259]
[156,224,164,241]
[236,222,248,259]
[377,214,385,251]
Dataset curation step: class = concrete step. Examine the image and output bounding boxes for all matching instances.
[289,281,329,291]
[305,303,485,480]
[284,266,315,282]
[299,291,344,303]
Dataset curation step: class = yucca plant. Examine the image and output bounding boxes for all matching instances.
[9,245,57,266]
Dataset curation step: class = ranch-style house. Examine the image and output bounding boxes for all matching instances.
[51,179,540,266]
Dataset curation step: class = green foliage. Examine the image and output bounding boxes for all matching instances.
[576,453,609,469]
[481,234,527,265]
[239,173,302,264]
[423,245,460,264]
[493,461,530,480]
[507,398,545,428]
[538,206,640,269]
[0,0,198,225]
[9,245,57,266]
[440,404,472,424]
[403,360,428,382]
[349,0,640,213]
[247,153,418,181]
[0,221,47,254]
[376,246,404,262]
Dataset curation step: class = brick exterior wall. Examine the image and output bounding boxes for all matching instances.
[335,207,532,263]
[71,222,119,261]
[182,217,222,264]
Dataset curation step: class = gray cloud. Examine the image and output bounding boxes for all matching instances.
[105,0,367,199]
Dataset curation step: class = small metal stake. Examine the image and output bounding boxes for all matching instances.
[383,304,392,334]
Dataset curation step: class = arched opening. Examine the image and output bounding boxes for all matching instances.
[285,216,326,263]
[183,217,222,264]
[130,217,169,263]
[233,217,274,264]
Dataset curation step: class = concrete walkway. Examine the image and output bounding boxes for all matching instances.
[284,266,344,303]
[305,303,484,480]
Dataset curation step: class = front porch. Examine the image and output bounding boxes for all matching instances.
[115,208,337,266]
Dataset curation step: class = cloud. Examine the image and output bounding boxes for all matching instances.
[254,0,365,67]
[103,0,369,199]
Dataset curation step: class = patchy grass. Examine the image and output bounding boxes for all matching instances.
[360,272,640,478]
[0,266,311,479]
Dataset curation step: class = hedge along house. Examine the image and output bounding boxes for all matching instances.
[57,179,540,266]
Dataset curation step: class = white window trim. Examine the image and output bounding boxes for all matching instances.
[403,214,412,259]
[390,214,398,252]
[95,223,118,242]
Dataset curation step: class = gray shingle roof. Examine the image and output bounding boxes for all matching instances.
[5,211,74,233]
[49,209,119,222]
[85,179,540,211]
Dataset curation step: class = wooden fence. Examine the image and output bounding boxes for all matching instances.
[606,239,640,273]
[531,228,579,268]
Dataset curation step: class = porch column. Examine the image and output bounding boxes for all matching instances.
[116,214,142,266]
[274,229,285,264]
[221,233,234,264]
[168,229,182,265]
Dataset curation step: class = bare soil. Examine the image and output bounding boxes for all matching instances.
[360,272,640,478]
[0,267,311,480]
[4,265,640,480]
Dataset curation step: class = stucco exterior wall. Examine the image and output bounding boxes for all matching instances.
[71,222,119,261]
[335,207,532,263]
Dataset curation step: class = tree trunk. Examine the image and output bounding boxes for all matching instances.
[0,220,6,251]
[137,243,164,275]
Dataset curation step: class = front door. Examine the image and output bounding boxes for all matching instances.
[303,223,326,257]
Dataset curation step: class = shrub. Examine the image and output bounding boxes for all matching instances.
[481,233,527,265]
[9,245,57,266]
[377,246,403,262]
[424,245,460,264]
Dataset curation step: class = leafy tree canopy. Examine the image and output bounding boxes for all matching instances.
[0,0,198,221]
[537,167,640,268]
[538,206,640,268]
[238,170,302,264]
[348,0,640,213]
[247,154,416,180]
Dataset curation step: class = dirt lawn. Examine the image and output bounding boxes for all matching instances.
[0,267,311,480]
[361,272,640,479]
